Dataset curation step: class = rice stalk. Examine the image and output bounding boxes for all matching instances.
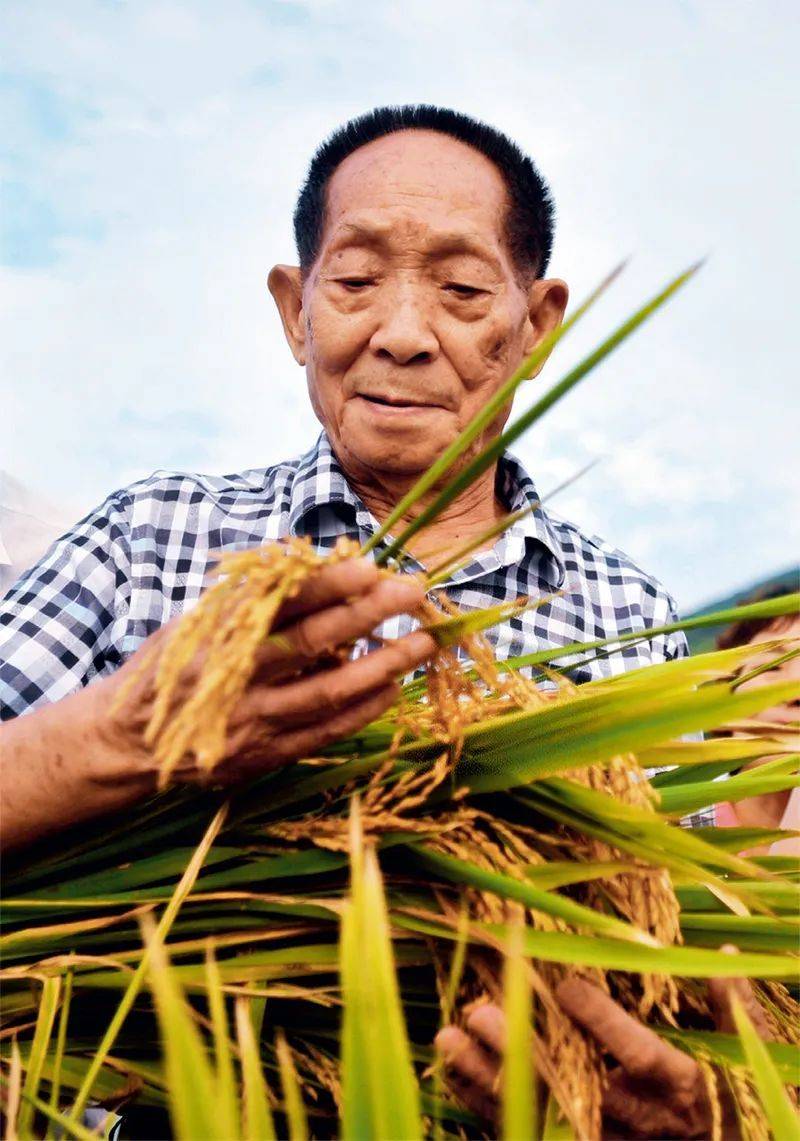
[3,264,799,1138]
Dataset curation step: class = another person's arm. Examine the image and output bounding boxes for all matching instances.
[715,601,800,844]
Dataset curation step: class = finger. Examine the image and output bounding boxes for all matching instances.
[443,1070,499,1126]
[708,946,772,1039]
[275,559,380,624]
[435,1026,501,1097]
[604,1071,700,1139]
[556,978,698,1091]
[262,576,429,669]
[218,683,399,783]
[248,630,436,720]
[464,1002,506,1057]
[265,683,400,764]
[253,674,399,734]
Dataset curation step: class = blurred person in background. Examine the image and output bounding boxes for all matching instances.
[713,583,800,855]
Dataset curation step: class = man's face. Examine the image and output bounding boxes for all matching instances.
[271,129,567,480]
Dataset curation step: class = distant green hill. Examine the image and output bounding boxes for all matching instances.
[685,566,799,654]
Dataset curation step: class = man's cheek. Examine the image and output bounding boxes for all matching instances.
[307,303,373,371]
[452,317,518,392]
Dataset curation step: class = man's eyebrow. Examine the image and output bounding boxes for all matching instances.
[331,222,392,246]
[327,222,502,266]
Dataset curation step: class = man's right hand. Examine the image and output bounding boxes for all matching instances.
[99,557,436,786]
[1,558,435,849]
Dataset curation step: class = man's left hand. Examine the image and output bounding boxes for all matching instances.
[435,964,771,1138]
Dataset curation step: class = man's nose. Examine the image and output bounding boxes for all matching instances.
[369,285,439,365]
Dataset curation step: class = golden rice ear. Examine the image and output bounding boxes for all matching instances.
[139,538,353,784]
[8,254,800,1141]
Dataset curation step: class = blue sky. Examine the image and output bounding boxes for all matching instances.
[1,0,797,611]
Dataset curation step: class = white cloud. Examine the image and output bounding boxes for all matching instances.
[1,0,797,611]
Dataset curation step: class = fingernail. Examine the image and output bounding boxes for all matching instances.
[342,558,379,583]
[404,631,437,657]
[383,576,425,601]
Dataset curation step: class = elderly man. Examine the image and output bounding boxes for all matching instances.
[1,105,753,1138]
[0,106,686,845]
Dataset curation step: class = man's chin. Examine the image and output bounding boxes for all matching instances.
[338,404,457,477]
[344,440,446,478]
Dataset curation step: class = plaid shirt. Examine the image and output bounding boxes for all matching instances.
[0,432,713,824]
[0,431,688,708]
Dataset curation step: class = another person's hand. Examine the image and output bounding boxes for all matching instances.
[435,965,771,1138]
[97,557,435,785]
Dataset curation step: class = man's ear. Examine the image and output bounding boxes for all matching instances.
[523,278,570,372]
[268,264,306,365]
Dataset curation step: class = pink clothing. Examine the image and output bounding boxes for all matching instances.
[716,791,800,856]
[715,802,739,829]
[770,788,800,856]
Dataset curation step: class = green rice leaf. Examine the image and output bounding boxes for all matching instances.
[645,736,798,785]
[657,1028,800,1086]
[658,761,799,818]
[457,676,800,797]
[18,974,61,1139]
[143,916,221,1141]
[411,847,659,945]
[518,779,764,883]
[362,264,623,557]
[340,893,371,1141]
[679,914,800,953]
[689,826,800,852]
[379,263,698,563]
[392,912,799,979]
[502,593,800,676]
[542,1089,575,1139]
[235,994,277,1141]
[46,965,73,1132]
[676,881,800,914]
[204,946,238,1139]
[340,800,422,1140]
[731,994,799,1139]
[276,1029,309,1141]
[522,860,641,890]
[66,804,227,1124]
[502,923,537,1141]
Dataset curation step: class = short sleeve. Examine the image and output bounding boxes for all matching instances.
[0,491,132,720]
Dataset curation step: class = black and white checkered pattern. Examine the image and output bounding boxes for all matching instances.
[0,432,713,825]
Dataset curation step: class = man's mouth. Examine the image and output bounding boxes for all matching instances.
[356,393,440,410]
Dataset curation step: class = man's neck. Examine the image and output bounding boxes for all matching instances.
[341,458,506,568]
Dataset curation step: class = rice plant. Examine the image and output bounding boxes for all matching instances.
[1,265,798,1139]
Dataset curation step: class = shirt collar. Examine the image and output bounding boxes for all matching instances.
[496,451,566,587]
[287,431,565,586]
[287,432,371,539]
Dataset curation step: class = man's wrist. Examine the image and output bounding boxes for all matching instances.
[0,679,159,852]
[82,676,160,791]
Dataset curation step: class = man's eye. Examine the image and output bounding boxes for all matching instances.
[445,283,484,298]
[336,278,375,290]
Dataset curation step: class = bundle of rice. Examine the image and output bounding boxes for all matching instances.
[2,266,798,1140]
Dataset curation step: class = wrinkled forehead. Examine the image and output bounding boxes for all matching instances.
[321,129,511,256]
